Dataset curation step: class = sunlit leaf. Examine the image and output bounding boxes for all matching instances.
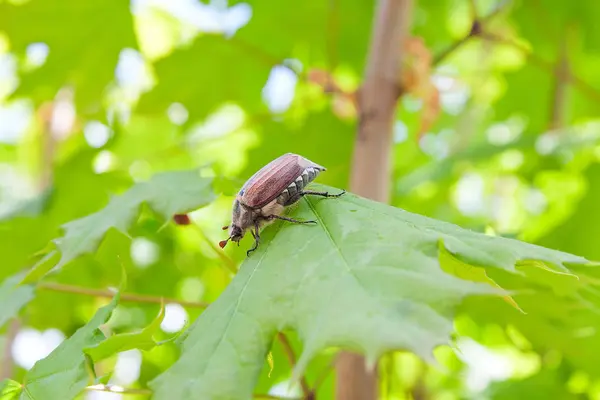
[20,292,121,399]
[30,170,215,278]
[0,379,22,400]
[21,250,60,285]
[150,184,588,399]
[84,302,165,361]
[0,272,35,328]
[438,241,524,313]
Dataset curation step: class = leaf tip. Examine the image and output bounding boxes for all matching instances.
[364,353,378,373]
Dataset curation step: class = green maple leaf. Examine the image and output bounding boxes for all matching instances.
[150,184,589,399]
[84,302,166,362]
[19,291,121,399]
[0,379,22,400]
[0,273,35,329]
[23,170,215,282]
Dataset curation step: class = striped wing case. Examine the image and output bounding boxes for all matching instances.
[239,153,325,208]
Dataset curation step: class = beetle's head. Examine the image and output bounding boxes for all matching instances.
[219,199,254,249]
[219,224,244,248]
[229,225,244,243]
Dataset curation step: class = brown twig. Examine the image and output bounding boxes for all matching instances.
[482,32,600,103]
[433,0,508,66]
[276,333,311,399]
[190,224,238,275]
[85,385,152,396]
[86,385,302,400]
[229,37,283,68]
[0,319,20,380]
[343,0,413,399]
[432,35,473,66]
[37,282,210,309]
[432,4,600,106]
[254,394,302,400]
[327,0,340,73]
[548,37,570,131]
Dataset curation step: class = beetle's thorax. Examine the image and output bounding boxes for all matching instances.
[230,197,286,241]
[230,199,259,240]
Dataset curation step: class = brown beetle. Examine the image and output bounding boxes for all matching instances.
[219,153,345,256]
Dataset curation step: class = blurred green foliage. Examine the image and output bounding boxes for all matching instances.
[1,0,600,399]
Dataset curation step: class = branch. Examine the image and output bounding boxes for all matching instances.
[342,0,413,399]
[350,0,413,202]
[189,224,238,275]
[432,5,600,107]
[37,282,209,309]
[229,37,284,68]
[86,385,152,396]
[433,0,508,66]
[0,319,20,380]
[327,0,340,72]
[482,32,600,103]
[549,37,570,131]
[254,395,302,400]
[37,102,57,191]
[85,384,302,400]
[86,385,299,400]
[276,333,311,399]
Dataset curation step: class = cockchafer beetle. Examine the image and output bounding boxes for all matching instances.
[219,153,345,256]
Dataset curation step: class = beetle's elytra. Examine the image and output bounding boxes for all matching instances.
[219,153,345,256]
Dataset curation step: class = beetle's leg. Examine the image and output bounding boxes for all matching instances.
[246,223,261,256]
[267,215,317,224]
[301,189,346,198]
[283,189,345,206]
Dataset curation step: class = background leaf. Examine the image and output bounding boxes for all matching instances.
[0,273,34,329]
[2,0,600,397]
[0,379,22,400]
[20,291,120,400]
[83,301,165,362]
[43,170,215,273]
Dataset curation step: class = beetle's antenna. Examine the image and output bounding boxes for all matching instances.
[219,237,230,248]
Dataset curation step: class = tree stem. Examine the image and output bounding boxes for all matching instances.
[339,0,413,399]
[37,282,209,309]
[276,333,311,399]
[549,37,569,131]
[0,319,20,380]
